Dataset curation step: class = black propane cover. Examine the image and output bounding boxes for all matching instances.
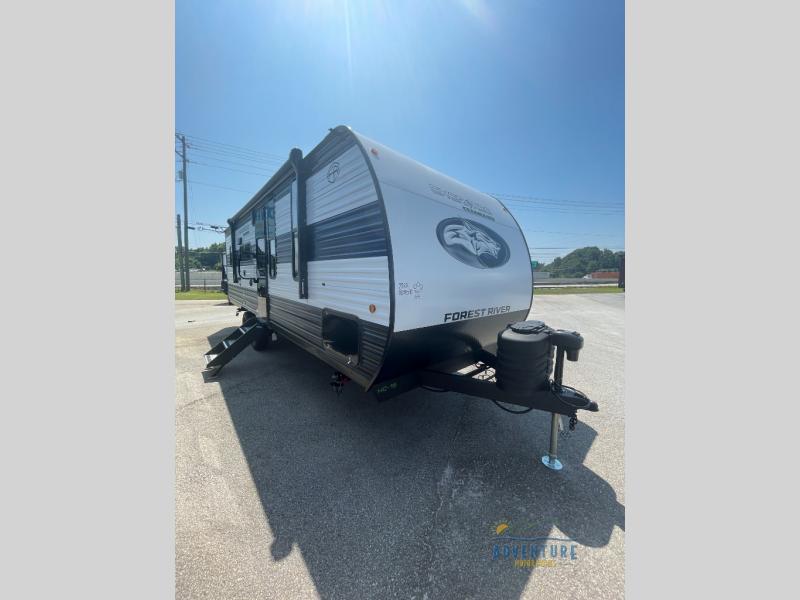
[496,321,555,396]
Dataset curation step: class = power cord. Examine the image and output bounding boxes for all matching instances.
[491,399,534,414]
[421,385,448,393]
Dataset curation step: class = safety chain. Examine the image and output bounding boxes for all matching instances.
[330,371,349,396]
[559,414,579,438]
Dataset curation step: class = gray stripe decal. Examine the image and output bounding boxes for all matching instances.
[306,201,387,261]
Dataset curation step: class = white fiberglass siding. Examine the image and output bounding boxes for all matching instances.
[352,130,532,332]
[268,263,296,299]
[306,145,378,225]
[306,256,390,326]
[268,189,296,301]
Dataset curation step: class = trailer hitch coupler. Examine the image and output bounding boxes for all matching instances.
[551,330,584,362]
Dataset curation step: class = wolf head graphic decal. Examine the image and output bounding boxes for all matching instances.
[436,218,511,269]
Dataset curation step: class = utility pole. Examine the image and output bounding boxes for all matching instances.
[176,214,186,291]
[179,133,191,293]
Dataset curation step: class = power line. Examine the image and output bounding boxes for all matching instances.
[507,206,623,215]
[186,143,285,167]
[184,136,285,161]
[176,132,624,244]
[493,192,623,208]
[178,132,285,161]
[523,229,621,236]
[507,207,623,216]
[503,200,623,212]
[184,149,282,171]
[504,206,622,216]
[186,180,254,194]
[194,221,225,229]
[504,199,622,207]
[505,202,623,212]
[188,160,273,177]
[188,222,226,234]
[177,131,625,213]
[503,202,624,213]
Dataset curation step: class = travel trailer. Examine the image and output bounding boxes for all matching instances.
[205,126,597,469]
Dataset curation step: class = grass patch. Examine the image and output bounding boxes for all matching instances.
[534,286,624,295]
[175,290,228,300]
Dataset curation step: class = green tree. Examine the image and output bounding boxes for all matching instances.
[540,247,624,278]
[175,242,226,271]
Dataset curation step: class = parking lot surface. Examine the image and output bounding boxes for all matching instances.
[176,294,625,599]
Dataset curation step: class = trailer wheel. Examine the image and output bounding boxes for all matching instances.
[241,311,256,326]
[251,326,273,351]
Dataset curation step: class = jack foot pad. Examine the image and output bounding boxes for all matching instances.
[541,455,563,471]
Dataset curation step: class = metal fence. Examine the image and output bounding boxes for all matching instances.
[175,271,223,290]
[533,274,620,287]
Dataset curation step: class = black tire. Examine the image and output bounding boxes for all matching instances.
[241,311,256,326]
[251,326,273,351]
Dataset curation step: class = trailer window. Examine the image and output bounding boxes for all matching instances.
[230,250,238,283]
[254,205,267,278]
[228,233,238,284]
[239,242,254,262]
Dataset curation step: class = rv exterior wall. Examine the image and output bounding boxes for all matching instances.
[301,141,390,327]
[306,145,378,224]
[259,137,393,328]
[306,257,390,326]
[353,131,532,333]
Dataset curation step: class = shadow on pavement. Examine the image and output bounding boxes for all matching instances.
[205,328,624,599]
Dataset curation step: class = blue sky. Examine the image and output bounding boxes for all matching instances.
[176,0,624,265]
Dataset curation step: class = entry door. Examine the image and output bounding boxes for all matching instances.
[254,203,270,318]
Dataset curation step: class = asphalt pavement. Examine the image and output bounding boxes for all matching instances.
[175,293,625,599]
